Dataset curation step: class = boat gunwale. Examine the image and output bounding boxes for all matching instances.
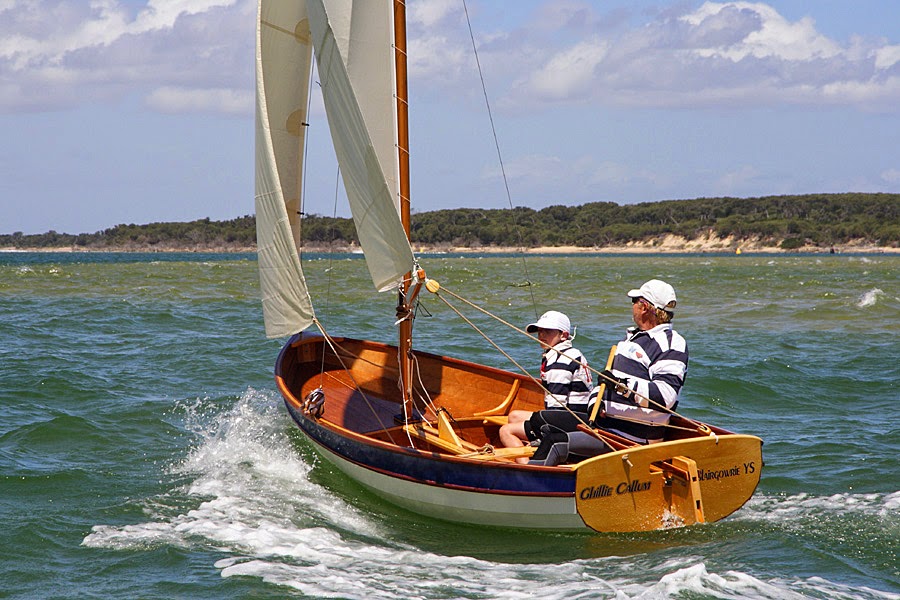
[276,333,761,491]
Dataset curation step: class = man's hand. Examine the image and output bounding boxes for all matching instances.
[599,369,636,401]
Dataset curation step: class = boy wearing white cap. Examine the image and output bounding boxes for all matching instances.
[498,310,593,462]
[529,279,689,466]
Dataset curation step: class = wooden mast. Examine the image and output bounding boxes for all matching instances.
[394,0,416,417]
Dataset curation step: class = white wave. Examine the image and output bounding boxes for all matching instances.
[83,388,382,553]
[857,288,884,307]
[884,490,900,511]
[212,553,900,600]
[633,563,808,599]
[739,490,900,522]
[82,392,898,599]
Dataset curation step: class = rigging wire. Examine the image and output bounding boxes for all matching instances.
[318,166,343,376]
[461,0,537,318]
[287,9,704,448]
[427,280,708,432]
[312,320,399,446]
[296,72,336,379]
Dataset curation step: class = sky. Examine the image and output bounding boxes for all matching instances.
[1,0,898,235]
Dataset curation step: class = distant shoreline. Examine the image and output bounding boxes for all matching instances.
[2,235,898,255]
[5,194,897,255]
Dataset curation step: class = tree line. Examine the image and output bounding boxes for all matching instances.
[2,193,897,251]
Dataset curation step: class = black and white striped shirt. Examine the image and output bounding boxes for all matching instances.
[593,324,688,442]
[541,340,594,411]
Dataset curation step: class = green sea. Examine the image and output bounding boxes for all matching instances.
[1,251,897,599]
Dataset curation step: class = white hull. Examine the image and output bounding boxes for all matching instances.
[309,438,587,530]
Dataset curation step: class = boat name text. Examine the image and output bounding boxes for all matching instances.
[580,479,651,500]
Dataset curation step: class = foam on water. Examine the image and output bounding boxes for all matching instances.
[212,552,900,600]
[743,490,900,522]
[857,288,885,307]
[82,390,898,600]
[83,389,381,549]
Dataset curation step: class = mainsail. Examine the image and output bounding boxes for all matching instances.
[255,1,315,338]
[256,0,416,339]
[307,0,415,292]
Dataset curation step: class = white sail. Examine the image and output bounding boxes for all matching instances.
[255,0,315,338]
[307,0,416,292]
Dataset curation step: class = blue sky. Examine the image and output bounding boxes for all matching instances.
[1,0,898,235]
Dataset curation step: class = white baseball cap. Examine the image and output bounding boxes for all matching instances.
[628,279,677,312]
[526,310,571,334]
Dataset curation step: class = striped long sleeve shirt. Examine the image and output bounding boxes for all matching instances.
[593,323,688,443]
[540,340,594,411]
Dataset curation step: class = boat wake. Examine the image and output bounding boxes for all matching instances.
[82,389,380,544]
[744,490,900,522]
[81,390,897,600]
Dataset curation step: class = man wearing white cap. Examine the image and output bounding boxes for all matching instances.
[529,279,689,466]
[499,310,593,463]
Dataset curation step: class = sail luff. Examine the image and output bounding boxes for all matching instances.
[306,0,415,292]
[255,0,316,338]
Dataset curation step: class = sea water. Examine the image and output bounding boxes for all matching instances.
[1,251,897,599]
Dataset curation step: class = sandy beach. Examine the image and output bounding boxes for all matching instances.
[2,233,897,254]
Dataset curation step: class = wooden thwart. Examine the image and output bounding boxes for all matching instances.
[474,380,521,417]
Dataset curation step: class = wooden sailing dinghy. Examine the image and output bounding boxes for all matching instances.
[254,0,762,532]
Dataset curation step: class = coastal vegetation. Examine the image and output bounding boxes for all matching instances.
[2,193,897,251]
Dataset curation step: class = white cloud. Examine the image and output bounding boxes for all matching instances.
[1,0,899,118]
[0,0,236,66]
[408,0,458,29]
[716,165,760,190]
[821,75,900,110]
[0,0,252,114]
[682,2,841,61]
[525,38,609,100]
[482,154,564,187]
[874,44,900,70]
[881,168,900,184]
[487,1,900,113]
[408,35,467,81]
[488,153,663,200]
[145,86,251,114]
